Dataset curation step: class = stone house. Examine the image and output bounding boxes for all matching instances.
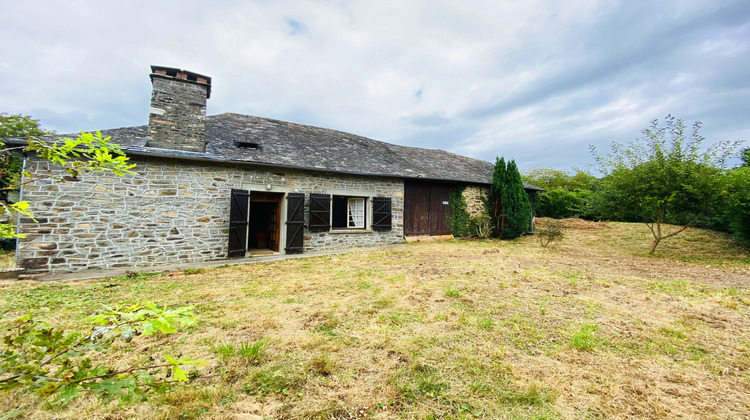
[8,66,541,276]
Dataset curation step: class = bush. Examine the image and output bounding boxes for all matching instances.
[536,190,589,219]
[537,220,564,247]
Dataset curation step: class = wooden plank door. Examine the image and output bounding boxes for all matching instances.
[404,181,431,236]
[429,183,453,235]
[268,202,280,251]
[285,193,305,254]
[228,188,249,257]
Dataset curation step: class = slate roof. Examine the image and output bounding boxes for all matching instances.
[5,113,543,190]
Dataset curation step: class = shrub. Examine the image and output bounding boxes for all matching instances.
[537,221,564,247]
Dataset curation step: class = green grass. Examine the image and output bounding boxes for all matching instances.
[0,220,748,419]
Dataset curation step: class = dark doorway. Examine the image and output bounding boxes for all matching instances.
[249,192,282,253]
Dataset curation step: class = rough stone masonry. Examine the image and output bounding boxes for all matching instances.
[16,157,404,276]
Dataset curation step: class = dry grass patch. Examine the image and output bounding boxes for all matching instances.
[1,220,749,418]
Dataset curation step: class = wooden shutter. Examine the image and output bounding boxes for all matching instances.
[308,193,331,232]
[285,193,305,254]
[372,197,392,231]
[228,188,249,257]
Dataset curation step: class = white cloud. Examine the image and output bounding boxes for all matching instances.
[1,0,747,170]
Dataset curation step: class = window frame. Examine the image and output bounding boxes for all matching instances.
[346,197,366,228]
[331,194,368,231]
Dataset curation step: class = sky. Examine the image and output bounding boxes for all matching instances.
[1,0,748,172]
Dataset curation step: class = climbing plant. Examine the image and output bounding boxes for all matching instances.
[446,185,476,237]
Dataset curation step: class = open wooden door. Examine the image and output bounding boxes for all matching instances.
[285,193,305,254]
[228,188,249,257]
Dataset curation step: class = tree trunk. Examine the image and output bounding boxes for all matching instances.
[649,237,661,254]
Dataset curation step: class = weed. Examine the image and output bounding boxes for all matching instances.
[477,317,494,331]
[659,327,686,340]
[213,338,268,366]
[214,343,235,360]
[539,299,549,315]
[445,286,461,297]
[243,365,301,396]
[238,338,269,366]
[499,383,557,406]
[183,268,206,275]
[372,295,394,309]
[570,323,600,351]
[310,355,334,376]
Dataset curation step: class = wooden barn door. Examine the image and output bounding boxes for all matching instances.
[404,182,431,236]
[285,193,305,254]
[429,183,452,235]
[404,181,453,236]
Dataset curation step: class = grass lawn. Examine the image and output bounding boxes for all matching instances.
[1,219,749,419]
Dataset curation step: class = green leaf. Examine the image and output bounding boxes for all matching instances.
[172,365,188,382]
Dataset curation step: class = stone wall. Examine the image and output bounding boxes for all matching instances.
[462,185,489,217]
[17,157,404,275]
[147,75,209,152]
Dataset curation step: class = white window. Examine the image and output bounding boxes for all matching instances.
[332,195,367,229]
[347,197,365,228]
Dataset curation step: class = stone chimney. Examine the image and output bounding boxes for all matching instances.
[147,65,212,152]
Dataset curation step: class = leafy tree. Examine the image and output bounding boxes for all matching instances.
[537,220,564,247]
[536,189,589,219]
[591,115,742,253]
[714,166,750,246]
[522,168,598,219]
[0,114,55,199]
[522,168,597,191]
[741,148,750,167]
[503,160,532,238]
[1,117,136,238]
[0,113,54,139]
[489,158,532,239]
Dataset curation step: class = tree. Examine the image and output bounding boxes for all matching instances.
[522,168,597,191]
[0,114,55,197]
[723,167,750,246]
[489,158,532,239]
[591,115,742,253]
[522,168,598,219]
[489,157,507,237]
[1,114,136,239]
[0,113,54,139]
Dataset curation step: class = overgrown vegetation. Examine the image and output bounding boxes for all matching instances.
[0,301,201,406]
[1,220,748,419]
[445,185,475,237]
[524,115,747,252]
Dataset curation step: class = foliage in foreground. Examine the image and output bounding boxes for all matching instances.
[0,301,202,406]
[1,117,137,239]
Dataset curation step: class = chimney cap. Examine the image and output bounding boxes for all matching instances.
[150,65,212,98]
